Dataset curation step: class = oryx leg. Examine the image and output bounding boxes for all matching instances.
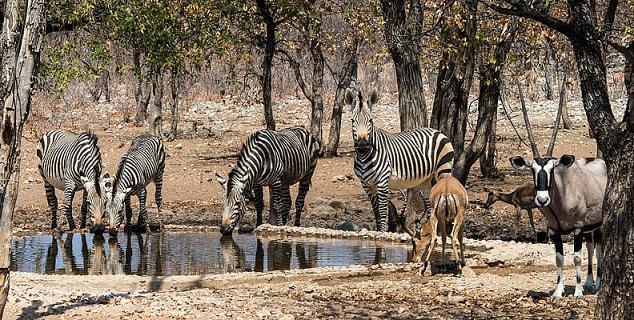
[583,232,595,288]
[573,229,585,298]
[550,231,565,300]
[594,229,603,290]
[527,209,537,241]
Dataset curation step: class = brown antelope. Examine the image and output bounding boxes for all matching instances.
[512,80,605,300]
[484,183,538,240]
[404,175,467,276]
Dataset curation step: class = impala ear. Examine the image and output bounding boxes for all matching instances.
[556,154,575,167]
[215,172,227,190]
[510,156,530,169]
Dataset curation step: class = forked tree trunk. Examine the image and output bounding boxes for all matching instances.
[324,38,358,157]
[453,19,517,184]
[380,0,428,130]
[133,49,151,126]
[148,70,164,138]
[430,0,477,158]
[256,0,277,131]
[0,0,47,316]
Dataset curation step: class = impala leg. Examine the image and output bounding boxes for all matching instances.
[450,212,464,272]
[583,232,595,288]
[422,214,439,276]
[439,219,447,260]
[527,209,537,241]
[550,232,565,301]
[573,229,585,298]
[513,206,521,240]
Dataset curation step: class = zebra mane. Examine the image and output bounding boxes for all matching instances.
[112,156,129,194]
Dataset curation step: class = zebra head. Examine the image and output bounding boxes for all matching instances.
[510,155,575,207]
[107,185,132,233]
[345,88,379,155]
[80,169,106,232]
[216,172,247,236]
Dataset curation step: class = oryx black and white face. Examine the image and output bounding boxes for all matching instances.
[345,88,379,155]
[510,154,575,207]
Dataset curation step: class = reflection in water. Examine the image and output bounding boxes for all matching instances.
[11,232,411,276]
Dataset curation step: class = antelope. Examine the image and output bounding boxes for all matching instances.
[510,80,605,300]
[484,183,538,240]
[404,175,467,276]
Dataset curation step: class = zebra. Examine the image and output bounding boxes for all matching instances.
[106,134,165,233]
[345,88,455,232]
[215,127,320,235]
[37,130,105,231]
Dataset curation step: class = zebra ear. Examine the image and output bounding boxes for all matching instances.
[344,88,356,110]
[215,172,227,190]
[368,89,379,110]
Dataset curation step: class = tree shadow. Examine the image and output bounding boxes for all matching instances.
[18,292,133,320]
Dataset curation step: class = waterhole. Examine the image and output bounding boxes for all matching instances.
[11,232,412,276]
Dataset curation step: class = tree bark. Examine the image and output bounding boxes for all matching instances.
[0,0,48,316]
[256,0,277,131]
[430,0,477,158]
[308,40,325,147]
[453,19,517,184]
[166,66,179,141]
[479,106,498,178]
[544,37,558,100]
[133,48,151,126]
[561,78,573,129]
[324,38,358,157]
[380,0,428,130]
[148,69,164,138]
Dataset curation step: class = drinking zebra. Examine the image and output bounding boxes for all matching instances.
[345,88,455,232]
[216,127,320,235]
[106,134,165,233]
[37,130,105,231]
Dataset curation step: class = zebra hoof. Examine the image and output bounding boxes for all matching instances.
[107,228,119,236]
[219,224,234,236]
[148,223,162,232]
[135,224,148,233]
[90,224,106,234]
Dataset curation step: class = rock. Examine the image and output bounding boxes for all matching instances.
[256,309,272,318]
[327,199,345,210]
[279,315,295,320]
[174,143,183,150]
[335,220,363,232]
[331,175,346,182]
[345,204,365,214]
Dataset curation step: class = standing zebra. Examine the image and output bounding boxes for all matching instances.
[345,88,455,232]
[37,130,105,231]
[215,127,320,235]
[107,134,165,233]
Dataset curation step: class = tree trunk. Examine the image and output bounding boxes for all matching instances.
[380,0,428,130]
[324,38,358,157]
[430,0,477,158]
[0,0,47,316]
[256,0,277,131]
[309,40,325,147]
[453,19,517,184]
[544,37,558,100]
[166,67,179,141]
[479,107,498,178]
[134,49,151,126]
[561,78,573,129]
[148,70,164,138]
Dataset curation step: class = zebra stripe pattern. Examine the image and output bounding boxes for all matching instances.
[345,88,455,232]
[37,130,104,230]
[216,127,320,235]
[107,134,165,232]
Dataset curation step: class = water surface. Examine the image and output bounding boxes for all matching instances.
[11,232,411,276]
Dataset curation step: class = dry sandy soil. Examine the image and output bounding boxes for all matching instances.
[6,93,622,319]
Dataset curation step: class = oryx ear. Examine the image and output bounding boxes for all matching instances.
[215,172,227,190]
[344,88,356,110]
[368,88,379,110]
[556,154,575,167]
[510,156,530,169]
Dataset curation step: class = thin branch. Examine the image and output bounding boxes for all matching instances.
[277,49,314,103]
[500,88,530,148]
[607,40,634,63]
[482,0,571,35]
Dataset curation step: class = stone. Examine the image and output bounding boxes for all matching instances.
[334,220,363,232]
[345,204,365,214]
[174,143,183,150]
[327,199,345,210]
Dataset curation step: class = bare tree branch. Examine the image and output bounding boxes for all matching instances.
[482,0,571,35]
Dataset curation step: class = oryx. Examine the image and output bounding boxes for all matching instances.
[510,80,605,300]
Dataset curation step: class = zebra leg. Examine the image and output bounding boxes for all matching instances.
[294,176,311,227]
[124,195,133,227]
[136,187,148,232]
[278,186,292,225]
[253,185,264,226]
[44,181,59,230]
[550,231,565,300]
[583,232,595,288]
[154,175,164,229]
[80,191,88,229]
[375,183,390,232]
[573,229,585,298]
[61,185,77,230]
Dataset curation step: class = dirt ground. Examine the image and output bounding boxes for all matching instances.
[7,94,618,319]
